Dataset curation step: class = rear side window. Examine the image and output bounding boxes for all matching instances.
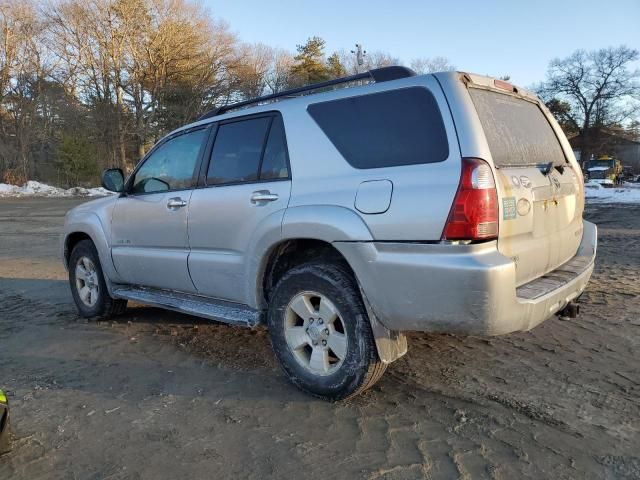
[207,117,271,185]
[469,88,566,167]
[307,87,449,169]
[260,116,289,180]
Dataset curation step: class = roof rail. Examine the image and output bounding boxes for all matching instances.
[198,65,416,121]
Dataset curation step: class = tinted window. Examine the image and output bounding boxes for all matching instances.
[132,128,207,194]
[307,87,448,169]
[260,116,289,180]
[469,88,566,167]
[207,117,271,184]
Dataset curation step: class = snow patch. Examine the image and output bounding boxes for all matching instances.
[585,181,640,204]
[0,181,114,197]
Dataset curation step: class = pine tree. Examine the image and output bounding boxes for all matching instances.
[290,36,330,85]
[326,53,347,79]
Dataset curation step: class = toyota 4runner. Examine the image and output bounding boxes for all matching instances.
[62,67,597,400]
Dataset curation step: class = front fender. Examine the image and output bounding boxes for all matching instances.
[63,211,123,288]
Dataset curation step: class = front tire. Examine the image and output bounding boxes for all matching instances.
[267,261,386,400]
[68,239,127,319]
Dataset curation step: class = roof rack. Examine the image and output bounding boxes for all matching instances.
[198,65,416,121]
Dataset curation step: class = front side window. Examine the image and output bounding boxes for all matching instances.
[307,87,449,169]
[132,129,207,194]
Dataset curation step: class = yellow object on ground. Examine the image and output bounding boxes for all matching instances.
[0,388,9,455]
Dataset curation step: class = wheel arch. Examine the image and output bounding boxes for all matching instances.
[256,237,407,365]
[260,239,353,306]
[63,232,93,269]
[252,205,374,309]
[63,213,123,286]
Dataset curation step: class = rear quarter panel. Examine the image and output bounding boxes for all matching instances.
[281,74,462,241]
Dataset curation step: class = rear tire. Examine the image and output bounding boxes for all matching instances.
[267,261,386,400]
[68,239,127,319]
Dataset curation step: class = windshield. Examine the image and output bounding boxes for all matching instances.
[588,160,614,169]
[469,88,567,168]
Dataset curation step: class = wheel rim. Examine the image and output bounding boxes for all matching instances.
[284,291,348,376]
[75,256,99,307]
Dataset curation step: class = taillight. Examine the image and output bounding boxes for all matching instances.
[442,158,498,241]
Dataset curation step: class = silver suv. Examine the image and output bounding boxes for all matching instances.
[62,67,597,400]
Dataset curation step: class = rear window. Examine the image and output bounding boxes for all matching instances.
[307,87,449,169]
[469,88,566,167]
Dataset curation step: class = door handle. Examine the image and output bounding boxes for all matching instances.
[250,190,279,204]
[167,197,187,209]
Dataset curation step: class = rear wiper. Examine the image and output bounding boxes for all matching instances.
[537,162,553,176]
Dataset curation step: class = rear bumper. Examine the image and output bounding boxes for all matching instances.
[336,220,597,335]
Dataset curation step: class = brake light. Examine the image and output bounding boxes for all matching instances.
[442,158,498,241]
[494,79,514,92]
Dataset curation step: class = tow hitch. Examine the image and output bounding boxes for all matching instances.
[557,301,580,320]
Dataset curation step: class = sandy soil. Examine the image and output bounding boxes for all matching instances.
[0,197,638,479]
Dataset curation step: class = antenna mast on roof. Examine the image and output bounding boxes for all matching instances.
[351,43,367,73]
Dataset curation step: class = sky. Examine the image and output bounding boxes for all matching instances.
[204,0,640,87]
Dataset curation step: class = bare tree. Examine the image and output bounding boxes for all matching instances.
[231,42,275,100]
[539,46,640,161]
[410,56,455,74]
[48,0,128,168]
[264,48,295,94]
[47,0,238,163]
[0,0,53,183]
[338,49,402,75]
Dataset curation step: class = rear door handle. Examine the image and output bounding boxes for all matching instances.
[250,191,279,204]
[167,197,187,209]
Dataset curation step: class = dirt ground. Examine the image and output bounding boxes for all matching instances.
[0,197,638,480]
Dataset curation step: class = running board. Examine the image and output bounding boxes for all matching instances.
[112,286,262,327]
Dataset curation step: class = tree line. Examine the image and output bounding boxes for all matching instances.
[1,0,638,187]
[0,0,455,187]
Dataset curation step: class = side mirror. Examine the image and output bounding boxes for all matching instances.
[101,168,125,193]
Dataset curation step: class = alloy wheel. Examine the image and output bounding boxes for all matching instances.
[284,291,348,376]
[75,256,100,307]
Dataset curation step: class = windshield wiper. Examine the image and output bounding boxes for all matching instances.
[537,162,553,176]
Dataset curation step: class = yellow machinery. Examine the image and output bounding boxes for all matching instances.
[585,155,623,186]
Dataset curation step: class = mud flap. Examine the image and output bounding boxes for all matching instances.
[359,287,408,364]
[0,390,10,455]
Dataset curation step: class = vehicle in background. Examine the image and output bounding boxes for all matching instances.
[62,67,597,400]
[584,155,623,186]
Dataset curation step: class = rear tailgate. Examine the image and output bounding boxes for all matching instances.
[468,87,584,286]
